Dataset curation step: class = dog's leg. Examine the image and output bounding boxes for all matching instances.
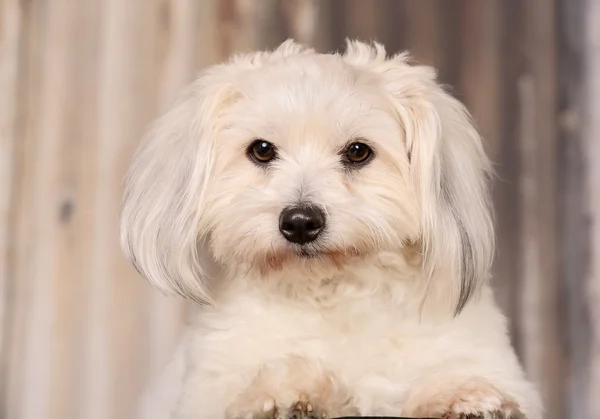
[225,356,358,419]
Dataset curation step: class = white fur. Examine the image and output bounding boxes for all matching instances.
[121,40,542,419]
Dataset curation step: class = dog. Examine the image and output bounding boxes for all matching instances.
[120,40,542,419]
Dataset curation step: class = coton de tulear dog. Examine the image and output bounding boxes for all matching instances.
[120,40,542,419]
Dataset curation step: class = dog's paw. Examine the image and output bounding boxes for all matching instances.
[226,394,333,419]
[440,406,524,419]
[403,378,525,419]
[226,356,358,419]
[285,395,328,419]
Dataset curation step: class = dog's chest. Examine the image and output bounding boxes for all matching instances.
[199,286,427,380]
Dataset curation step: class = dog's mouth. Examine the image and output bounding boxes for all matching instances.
[292,241,369,260]
[298,248,319,259]
[258,245,367,274]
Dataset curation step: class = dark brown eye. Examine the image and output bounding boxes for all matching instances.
[248,139,276,164]
[344,142,372,165]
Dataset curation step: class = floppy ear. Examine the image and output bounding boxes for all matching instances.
[120,40,313,303]
[345,41,494,314]
[119,68,236,304]
[410,82,495,315]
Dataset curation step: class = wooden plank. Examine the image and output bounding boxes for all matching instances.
[584,0,600,416]
[454,0,508,310]
[0,0,22,411]
[517,1,564,419]
[343,0,386,44]
[558,0,591,418]
[402,0,444,69]
[4,0,83,417]
[87,1,178,418]
[69,2,111,419]
[279,0,321,45]
[217,0,285,56]
[493,0,528,353]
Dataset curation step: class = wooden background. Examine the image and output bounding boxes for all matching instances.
[1,1,598,419]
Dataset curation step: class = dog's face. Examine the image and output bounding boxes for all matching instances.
[204,57,419,275]
[120,40,494,313]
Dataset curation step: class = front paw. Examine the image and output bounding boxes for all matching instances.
[403,378,525,419]
[225,356,358,419]
[286,395,328,419]
[226,393,341,419]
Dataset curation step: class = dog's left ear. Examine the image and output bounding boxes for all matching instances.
[345,41,494,314]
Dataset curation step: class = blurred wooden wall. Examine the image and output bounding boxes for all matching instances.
[0,1,597,419]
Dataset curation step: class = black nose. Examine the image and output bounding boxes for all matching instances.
[279,206,325,245]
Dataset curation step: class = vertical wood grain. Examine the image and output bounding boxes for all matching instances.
[559,0,593,417]
[86,1,190,417]
[5,0,82,417]
[517,2,564,418]
[0,0,22,407]
[455,0,510,314]
[280,0,320,45]
[555,1,600,416]
[585,0,600,415]
[343,0,386,43]
[402,0,444,69]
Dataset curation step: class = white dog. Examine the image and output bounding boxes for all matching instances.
[120,40,542,419]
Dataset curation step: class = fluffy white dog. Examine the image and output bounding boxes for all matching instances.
[120,40,542,419]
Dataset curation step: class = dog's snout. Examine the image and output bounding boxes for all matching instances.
[279,206,325,245]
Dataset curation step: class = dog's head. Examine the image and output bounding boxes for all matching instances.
[120,40,494,314]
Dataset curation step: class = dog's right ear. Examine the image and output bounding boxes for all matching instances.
[119,67,237,304]
[120,39,313,304]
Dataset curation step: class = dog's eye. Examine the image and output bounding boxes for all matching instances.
[248,140,277,164]
[344,142,372,165]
